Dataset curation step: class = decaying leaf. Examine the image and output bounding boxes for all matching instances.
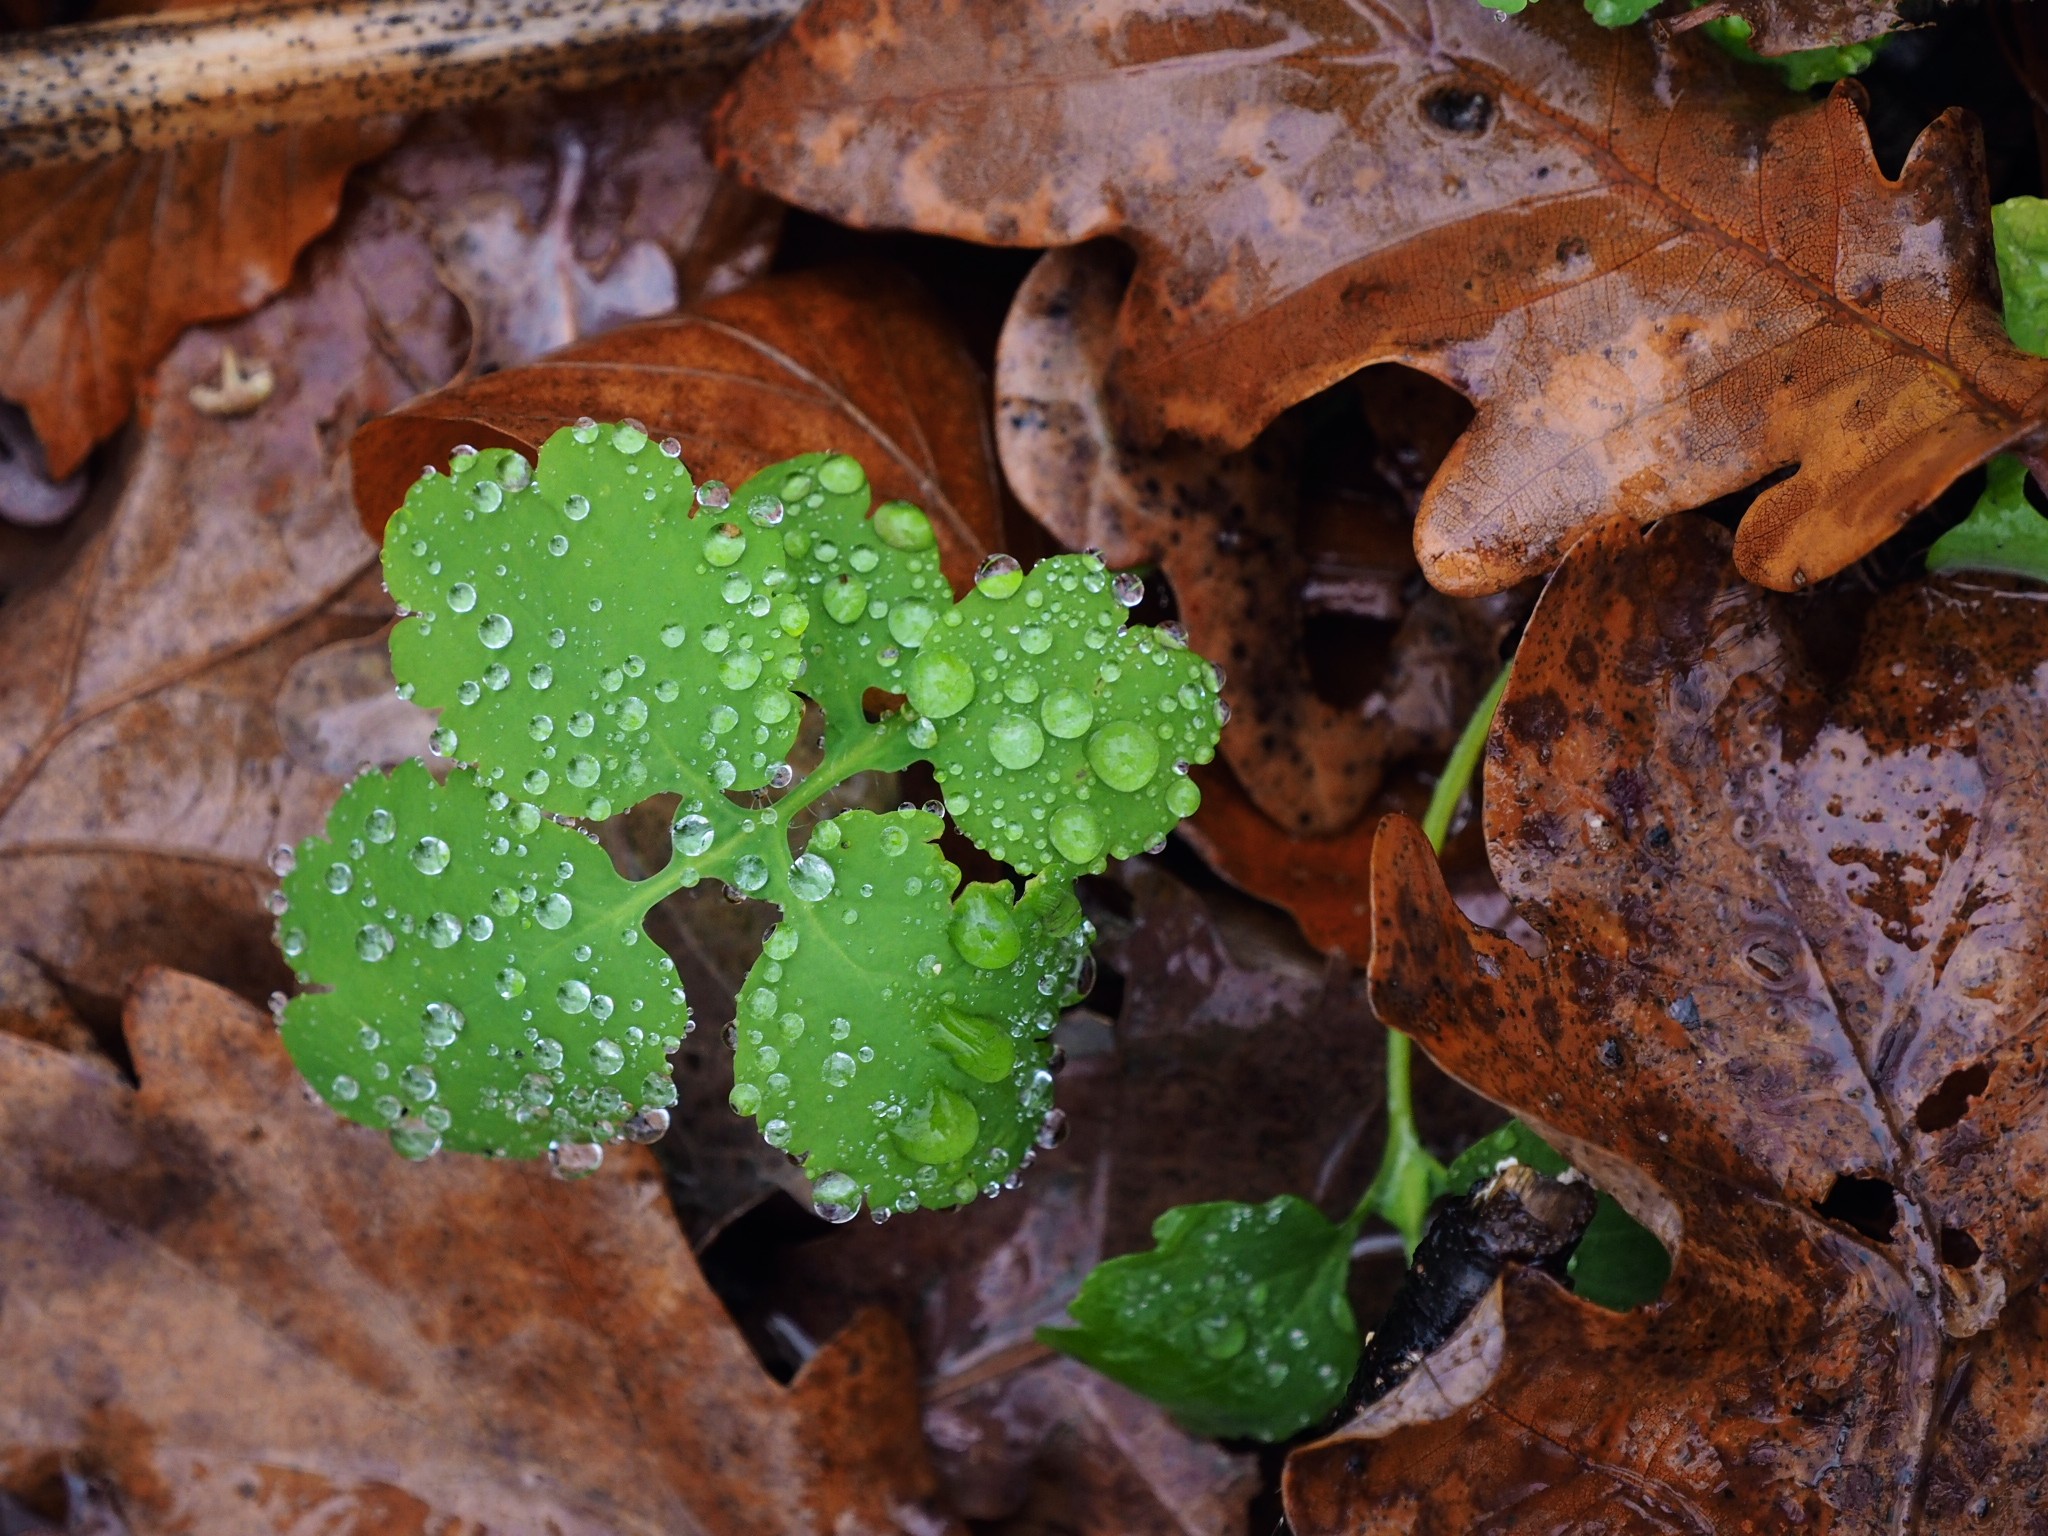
[717,0,2048,595]
[1284,513,2048,1531]
[350,265,1008,590]
[0,966,953,1534]
[1673,0,1901,54]
[0,117,406,479]
[998,243,1514,836]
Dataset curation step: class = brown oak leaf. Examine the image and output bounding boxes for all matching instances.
[1283,514,2048,1531]
[352,265,1008,590]
[998,243,1515,835]
[716,0,2048,595]
[0,967,953,1534]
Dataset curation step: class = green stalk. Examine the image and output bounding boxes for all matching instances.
[1349,659,1513,1253]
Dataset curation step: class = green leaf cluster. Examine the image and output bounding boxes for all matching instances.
[275,423,1222,1217]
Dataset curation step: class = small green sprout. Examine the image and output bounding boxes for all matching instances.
[273,422,1224,1218]
[1923,199,2048,584]
[1474,0,1884,91]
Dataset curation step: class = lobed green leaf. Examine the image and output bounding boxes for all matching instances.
[1039,1195,1359,1441]
[386,430,809,818]
[276,762,685,1161]
[913,554,1223,877]
[729,808,1090,1218]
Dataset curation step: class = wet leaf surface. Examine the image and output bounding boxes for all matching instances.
[0,967,953,1533]
[1285,512,2048,1532]
[351,265,1010,591]
[719,0,2048,595]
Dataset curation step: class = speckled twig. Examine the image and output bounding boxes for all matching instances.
[0,0,799,170]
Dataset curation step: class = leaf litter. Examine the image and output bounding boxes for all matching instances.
[6,0,2048,1530]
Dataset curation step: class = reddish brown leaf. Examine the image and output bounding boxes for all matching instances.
[0,119,406,479]
[353,265,1008,589]
[1284,514,2048,1531]
[998,244,1514,835]
[717,0,2048,595]
[0,967,953,1533]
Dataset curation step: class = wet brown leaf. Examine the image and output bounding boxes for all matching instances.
[0,118,406,480]
[351,264,1008,591]
[717,0,2048,595]
[0,967,952,1534]
[0,95,763,1016]
[1285,514,2048,1531]
[997,244,1513,835]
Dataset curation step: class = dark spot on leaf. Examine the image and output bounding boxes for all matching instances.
[1940,1227,1982,1268]
[1423,85,1493,135]
[1915,1063,1990,1133]
[1815,1174,1897,1243]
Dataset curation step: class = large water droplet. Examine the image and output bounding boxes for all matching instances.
[355,924,395,962]
[447,581,477,613]
[951,884,1022,969]
[892,1086,980,1165]
[928,1006,1015,1083]
[705,524,747,567]
[1041,689,1094,740]
[873,500,935,551]
[478,613,514,650]
[1196,1313,1248,1359]
[975,553,1023,599]
[550,1141,605,1178]
[589,1038,625,1075]
[1087,719,1160,791]
[410,836,451,875]
[535,891,574,929]
[907,651,975,719]
[673,814,716,856]
[1049,805,1106,865]
[988,714,1045,770]
[787,852,836,902]
[1112,571,1145,608]
[821,1050,858,1087]
[813,1170,863,1223]
[733,855,770,893]
[611,420,649,455]
[818,455,868,495]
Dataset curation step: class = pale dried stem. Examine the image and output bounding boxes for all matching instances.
[0,0,801,170]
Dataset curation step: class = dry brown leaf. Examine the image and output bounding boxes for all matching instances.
[351,265,1010,590]
[1284,513,2048,1531]
[0,118,407,479]
[717,0,2048,595]
[997,244,1515,835]
[0,95,770,1017]
[0,966,953,1534]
